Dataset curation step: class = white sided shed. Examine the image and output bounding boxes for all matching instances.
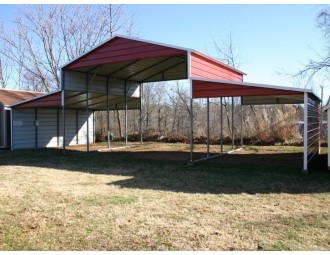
[10,91,95,149]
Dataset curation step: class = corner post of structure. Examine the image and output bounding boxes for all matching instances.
[318,99,321,155]
[86,73,90,152]
[106,77,110,149]
[140,82,143,144]
[220,97,223,153]
[303,92,308,172]
[61,69,66,154]
[124,80,128,146]
[240,97,243,147]
[188,50,194,164]
[231,97,234,150]
[207,97,210,158]
[190,95,194,164]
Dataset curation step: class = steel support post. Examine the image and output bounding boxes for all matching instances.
[125,81,128,146]
[86,75,90,152]
[140,83,143,144]
[107,78,110,149]
[220,97,223,153]
[231,97,234,150]
[207,98,210,158]
[190,97,194,163]
[62,91,66,154]
[240,98,243,146]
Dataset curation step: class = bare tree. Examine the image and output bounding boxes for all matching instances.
[213,31,241,138]
[0,4,136,92]
[294,6,330,90]
[213,30,241,68]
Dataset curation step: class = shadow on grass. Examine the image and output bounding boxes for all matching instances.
[0,148,329,195]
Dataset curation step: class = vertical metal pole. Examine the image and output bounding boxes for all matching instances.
[190,97,194,163]
[62,90,66,154]
[240,98,243,147]
[92,110,95,144]
[125,80,128,146]
[107,78,110,149]
[207,98,210,158]
[220,97,223,153]
[318,101,321,154]
[61,69,66,154]
[231,97,234,150]
[86,74,90,152]
[303,92,308,172]
[140,83,143,144]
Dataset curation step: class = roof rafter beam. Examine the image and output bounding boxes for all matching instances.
[64,91,86,100]
[65,93,106,107]
[106,60,141,77]
[142,60,186,82]
[125,56,176,80]
[85,96,140,110]
[87,65,102,74]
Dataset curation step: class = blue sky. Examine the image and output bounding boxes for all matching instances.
[0,4,328,99]
[125,4,326,98]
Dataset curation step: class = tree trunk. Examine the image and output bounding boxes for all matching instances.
[116,109,122,138]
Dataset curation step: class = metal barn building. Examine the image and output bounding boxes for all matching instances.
[1,36,321,171]
[0,89,44,148]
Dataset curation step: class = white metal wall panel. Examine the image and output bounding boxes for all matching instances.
[37,108,58,147]
[12,109,36,149]
[12,108,94,149]
[64,70,140,97]
[306,95,320,163]
[89,75,107,94]
[64,70,86,92]
[76,110,94,145]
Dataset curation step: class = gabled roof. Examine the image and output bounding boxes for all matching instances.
[62,35,189,70]
[0,89,45,107]
[60,35,245,83]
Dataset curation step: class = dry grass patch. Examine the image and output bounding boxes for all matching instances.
[0,144,329,250]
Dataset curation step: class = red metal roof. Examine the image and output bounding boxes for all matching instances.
[11,91,62,109]
[61,36,245,84]
[64,36,187,70]
[192,78,309,99]
[0,89,45,107]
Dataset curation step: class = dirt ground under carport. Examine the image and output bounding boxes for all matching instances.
[59,142,328,173]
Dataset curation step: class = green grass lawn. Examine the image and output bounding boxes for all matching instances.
[0,143,329,250]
